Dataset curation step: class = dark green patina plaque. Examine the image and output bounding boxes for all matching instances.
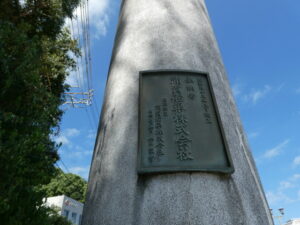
[138,70,234,174]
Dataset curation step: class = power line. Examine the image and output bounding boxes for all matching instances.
[64,0,99,129]
[55,162,87,188]
[57,160,70,174]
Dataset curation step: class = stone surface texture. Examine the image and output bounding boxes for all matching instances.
[82,0,274,224]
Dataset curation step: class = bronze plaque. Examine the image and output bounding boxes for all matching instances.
[138,70,234,174]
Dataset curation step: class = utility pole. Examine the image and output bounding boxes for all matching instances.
[82,0,274,224]
[271,208,285,225]
[63,89,94,108]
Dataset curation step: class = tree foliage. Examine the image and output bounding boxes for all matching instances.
[41,168,87,203]
[45,206,72,225]
[0,0,80,224]
[34,206,72,225]
[46,213,72,225]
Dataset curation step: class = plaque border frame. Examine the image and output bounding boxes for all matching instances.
[137,70,234,175]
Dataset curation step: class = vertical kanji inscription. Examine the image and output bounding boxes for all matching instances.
[170,77,193,161]
[154,105,164,161]
[197,78,212,124]
[139,70,233,174]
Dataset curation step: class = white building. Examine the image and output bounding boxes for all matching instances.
[45,195,84,225]
[285,219,300,225]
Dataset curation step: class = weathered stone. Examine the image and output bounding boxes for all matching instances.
[82,0,274,224]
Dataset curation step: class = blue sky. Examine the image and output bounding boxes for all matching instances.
[56,0,300,223]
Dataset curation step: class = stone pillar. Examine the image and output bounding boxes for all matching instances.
[82,0,274,224]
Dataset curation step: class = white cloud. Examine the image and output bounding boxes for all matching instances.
[89,0,111,38]
[296,88,300,94]
[62,145,93,159]
[292,174,300,180]
[232,83,242,98]
[64,0,113,87]
[69,166,90,179]
[53,128,81,148]
[266,191,293,205]
[65,69,81,87]
[66,0,111,39]
[65,128,80,137]
[276,83,284,92]
[69,166,87,173]
[65,50,85,87]
[267,174,300,206]
[75,150,93,157]
[65,73,78,87]
[293,156,300,167]
[263,139,290,159]
[248,131,259,139]
[87,129,96,139]
[65,149,93,158]
[93,14,109,37]
[54,136,70,146]
[279,181,294,190]
[243,85,271,104]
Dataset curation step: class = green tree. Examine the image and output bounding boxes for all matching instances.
[46,213,72,225]
[41,168,87,203]
[0,0,80,224]
[41,206,72,225]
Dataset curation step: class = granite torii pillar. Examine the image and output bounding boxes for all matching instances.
[82,0,274,224]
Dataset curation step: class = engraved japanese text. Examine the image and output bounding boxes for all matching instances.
[170,77,193,161]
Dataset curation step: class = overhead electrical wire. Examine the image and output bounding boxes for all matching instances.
[60,0,100,174]
[65,0,99,130]
[80,0,99,128]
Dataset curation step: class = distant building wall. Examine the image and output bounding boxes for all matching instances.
[46,195,84,225]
